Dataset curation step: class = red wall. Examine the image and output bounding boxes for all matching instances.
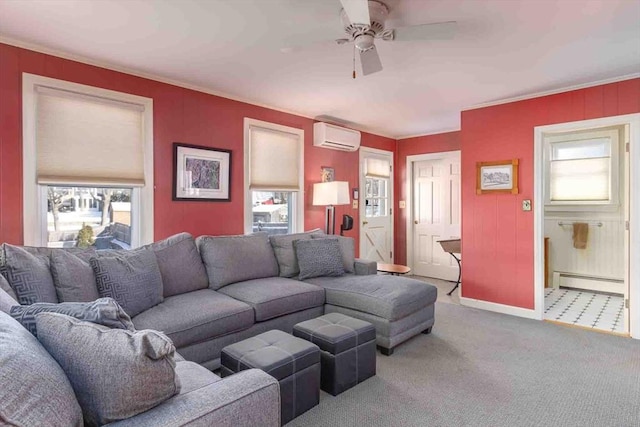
[394,132,461,265]
[0,43,394,248]
[461,79,640,309]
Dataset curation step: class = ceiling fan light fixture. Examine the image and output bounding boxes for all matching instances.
[354,34,375,51]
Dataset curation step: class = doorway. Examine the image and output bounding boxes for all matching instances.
[359,147,394,263]
[534,114,640,339]
[406,151,461,281]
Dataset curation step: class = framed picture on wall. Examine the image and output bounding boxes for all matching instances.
[321,166,335,182]
[476,159,519,194]
[173,143,231,201]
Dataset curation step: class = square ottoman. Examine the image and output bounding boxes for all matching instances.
[220,329,320,425]
[293,313,376,396]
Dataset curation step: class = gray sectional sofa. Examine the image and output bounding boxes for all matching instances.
[0,229,437,425]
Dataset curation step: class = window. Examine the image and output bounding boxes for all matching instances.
[23,74,154,248]
[545,126,621,208]
[45,187,133,248]
[364,156,391,218]
[244,119,304,235]
[365,178,388,217]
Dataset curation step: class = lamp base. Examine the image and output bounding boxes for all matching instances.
[325,205,336,234]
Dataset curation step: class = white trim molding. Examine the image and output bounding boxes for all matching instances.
[22,73,154,247]
[460,297,539,320]
[243,118,305,235]
[405,150,461,271]
[465,74,640,111]
[534,113,640,340]
[396,128,461,141]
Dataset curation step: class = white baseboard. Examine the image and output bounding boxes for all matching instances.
[460,297,540,320]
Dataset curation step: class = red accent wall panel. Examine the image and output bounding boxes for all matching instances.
[0,43,394,247]
[394,131,461,265]
[461,78,640,309]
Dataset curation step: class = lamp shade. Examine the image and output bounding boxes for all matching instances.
[313,181,350,206]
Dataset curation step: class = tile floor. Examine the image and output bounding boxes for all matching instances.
[544,287,626,333]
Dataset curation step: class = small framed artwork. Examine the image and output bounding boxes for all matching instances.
[173,143,231,201]
[476,159,519,195]
[321,166,335,182]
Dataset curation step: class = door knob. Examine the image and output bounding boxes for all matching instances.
[414,220,418,224]
[362,220,368,225]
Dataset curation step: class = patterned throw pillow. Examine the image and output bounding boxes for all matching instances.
[35,312,180,426]
[269,230,323,278]
[90,249,164,317]
[0,244,58,305]
[295,238,346,280]
[311,235,356,274]
[10,298,135,337]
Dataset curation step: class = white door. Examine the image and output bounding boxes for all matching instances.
[412,152,461,279]
[360,149,393,263]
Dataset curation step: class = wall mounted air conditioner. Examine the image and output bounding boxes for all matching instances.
[313,122,361,152]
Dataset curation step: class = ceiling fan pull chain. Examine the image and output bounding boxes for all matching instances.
[352,45,356,79]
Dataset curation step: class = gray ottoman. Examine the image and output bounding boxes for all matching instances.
[220,329,320,425]
[293,313,376,396]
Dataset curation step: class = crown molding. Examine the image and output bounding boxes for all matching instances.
[464,73,640,111]
[396,128,461,141]
[0,36,397,139]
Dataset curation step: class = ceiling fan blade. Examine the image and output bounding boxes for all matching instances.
[340,0,370,25]
[393,21,457,41]
[360,46,383,76]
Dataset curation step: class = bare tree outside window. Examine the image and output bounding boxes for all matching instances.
[46,186,133,249]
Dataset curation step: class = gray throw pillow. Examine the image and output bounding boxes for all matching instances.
[0,279,19,315]
[50,249,101,302]
[269,232,315,278]
[0,243,58,305]
[0,271,17,301]
[10,297,134,337]
[35,312,180,426]
[311,235,356,273]
[145,233,209,297]
[90,249,164,317]
[295,238,346,280]
[0,311,83,426]
[197,232,279,290]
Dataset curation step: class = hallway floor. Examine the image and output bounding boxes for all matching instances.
[544,287,626,334]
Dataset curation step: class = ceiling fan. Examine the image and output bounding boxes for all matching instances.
[283,0,457,78]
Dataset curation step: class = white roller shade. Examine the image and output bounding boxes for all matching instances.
[365,157,390,178]
[249,126,301,191]
[36,87,145,186]
[550,157,610,201]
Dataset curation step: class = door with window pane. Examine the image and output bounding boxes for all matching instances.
[360,150,393,263]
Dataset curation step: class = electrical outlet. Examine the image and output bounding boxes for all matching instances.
[522,199,531,211]
[399,201,406,209]
[352,200,358,209]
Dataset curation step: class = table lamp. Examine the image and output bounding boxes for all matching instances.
[313,181,350,234]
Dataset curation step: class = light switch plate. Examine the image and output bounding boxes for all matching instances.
[399,201,406,209]
[522,200,531,211]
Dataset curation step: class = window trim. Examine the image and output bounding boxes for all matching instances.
[22,73,154,247]
[243,118,304,234]
[544,126,621,212]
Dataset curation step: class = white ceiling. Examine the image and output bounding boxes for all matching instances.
[1,0,638,138]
